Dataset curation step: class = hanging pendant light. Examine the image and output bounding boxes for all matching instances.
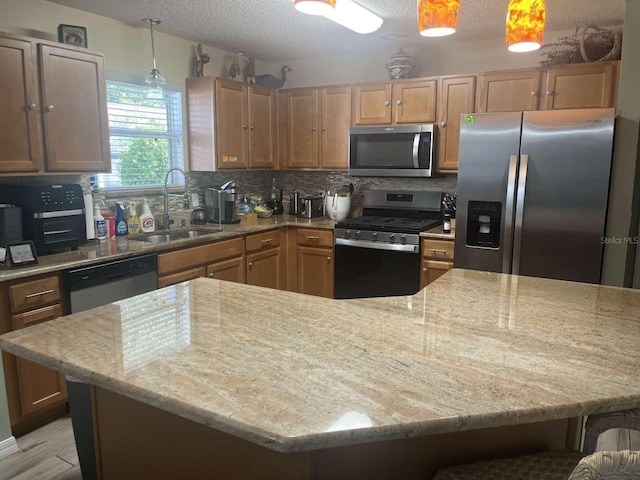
[418,0,460,37]
[143,18,165,98]
[506,0,546,52]
[294,0,336,16]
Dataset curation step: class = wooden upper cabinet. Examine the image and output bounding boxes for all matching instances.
[320,85,351,170]
[287,88,319,168]
[540,61,618,110]
[39,44,110,172]
[393,79,437,124]
[352,82,392,125]
[215,79,248,169]
[247,85,276,169]
[353,80,436,125]
[476,68,541,113]
[186,77,275,171]
[437,75,476,172]
[0,35,43,173]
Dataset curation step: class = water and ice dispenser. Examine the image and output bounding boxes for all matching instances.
[466,201,502,248]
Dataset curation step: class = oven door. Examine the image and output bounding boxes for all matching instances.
[334,241,421,299]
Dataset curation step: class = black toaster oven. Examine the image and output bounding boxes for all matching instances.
[0,184,87,255]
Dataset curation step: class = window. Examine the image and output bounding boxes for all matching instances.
[94,81,184,189]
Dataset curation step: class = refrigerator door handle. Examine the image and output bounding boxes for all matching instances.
[503,155,519,273]
[412,134,420,168]
[512,154,529,275]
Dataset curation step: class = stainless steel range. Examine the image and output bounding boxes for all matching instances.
[334,190,441,299]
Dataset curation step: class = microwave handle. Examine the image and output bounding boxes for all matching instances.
[412,133,420,168]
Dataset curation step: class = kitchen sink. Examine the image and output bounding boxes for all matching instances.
[130,229,213,243]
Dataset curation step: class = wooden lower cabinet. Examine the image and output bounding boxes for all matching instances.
[206,256,245,283]
[1,274,69,435]
[297,246,333,298]
[245,229,284,290]
[420,239,455,289]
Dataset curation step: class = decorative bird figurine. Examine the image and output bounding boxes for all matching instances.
[195,44,210,77]
[228,51,245,80]
[255,65,292,89]
[245,57,256,84]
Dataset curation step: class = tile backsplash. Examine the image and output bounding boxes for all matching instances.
[0,171,457,220]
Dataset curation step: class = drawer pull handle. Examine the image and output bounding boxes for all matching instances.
[423,267,428,272]
[25,289,54,299]
[44,229,72,235]
[429,248,448,254]
[248,262,253,269]
[261,238,273,243]
[326,256,331,262]
[209,273,215,278]
[28,103,38,110]
[306,236,320,240]
[46,104,55,112]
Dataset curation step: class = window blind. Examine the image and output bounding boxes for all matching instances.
[94,81,184,189]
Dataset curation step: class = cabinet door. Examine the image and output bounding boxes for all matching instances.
[437,75,476,172]
[287,88,319,168]
[158,267,206,288]
[246,248,281,290]
[420,260,453,288]
[39,44,110,172]
[320,86,351,170]
[215,79,248,169]
[476,69,541,113]
[248,85,276,169]
[0,35,43,173]
[12,304,67,416]
[353,83,392,125]
[206,256,245,284]
[541,62,617,110]
[392,79,437,124]
[297,246,334,298]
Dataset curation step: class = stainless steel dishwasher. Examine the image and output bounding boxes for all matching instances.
[63,254,158,480]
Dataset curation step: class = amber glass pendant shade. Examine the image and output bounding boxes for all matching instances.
[294,0,336,16]
[506,0,546,52]
[418,0,460,37]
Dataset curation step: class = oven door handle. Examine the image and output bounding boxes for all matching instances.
[335,238,419,253]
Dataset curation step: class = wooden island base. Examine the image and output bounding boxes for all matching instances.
[92,387,578,480]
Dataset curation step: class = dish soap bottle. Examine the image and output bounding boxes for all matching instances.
[139,199,155,233]
[115,202,128,236]
[94,199,107,241]
[127,202,141,235]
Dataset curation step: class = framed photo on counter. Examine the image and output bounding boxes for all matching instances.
[58,24,88,48]
[5,241,38,267]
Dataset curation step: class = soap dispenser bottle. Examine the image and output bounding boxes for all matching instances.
[139,199,155,233]
[115,202,128,236]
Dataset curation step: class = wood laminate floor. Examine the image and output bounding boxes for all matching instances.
[0,416,638,479]
[0,416,81,480]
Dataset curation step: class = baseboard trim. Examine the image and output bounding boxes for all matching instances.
[0,436,19,460]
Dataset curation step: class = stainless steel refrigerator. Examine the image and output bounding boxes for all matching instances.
[454,108,615,284]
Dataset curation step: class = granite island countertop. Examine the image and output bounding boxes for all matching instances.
[1,269,640,453]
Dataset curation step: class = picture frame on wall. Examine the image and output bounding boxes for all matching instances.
[58,24,88,48]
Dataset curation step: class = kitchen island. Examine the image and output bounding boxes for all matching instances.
[1,269,640,479]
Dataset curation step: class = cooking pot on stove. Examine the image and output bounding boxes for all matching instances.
[191,208,207,225]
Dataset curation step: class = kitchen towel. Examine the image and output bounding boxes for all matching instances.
[84,193,95,240]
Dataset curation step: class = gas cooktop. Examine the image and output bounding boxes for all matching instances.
[336,216,441,234]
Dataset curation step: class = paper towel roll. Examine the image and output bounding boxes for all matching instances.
[84,194,95,240]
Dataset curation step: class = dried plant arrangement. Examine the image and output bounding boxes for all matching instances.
[540,25,621,67]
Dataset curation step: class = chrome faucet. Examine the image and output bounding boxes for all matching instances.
[163,167,189,229]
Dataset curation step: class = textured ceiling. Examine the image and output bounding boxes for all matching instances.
[46,0,626,62]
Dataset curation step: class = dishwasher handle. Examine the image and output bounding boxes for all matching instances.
[64,254,158,291]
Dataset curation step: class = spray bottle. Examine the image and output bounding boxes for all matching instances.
[139,199,155,233]
[115,202,128,236]
[93,196,107,241]
[127,201,141,235]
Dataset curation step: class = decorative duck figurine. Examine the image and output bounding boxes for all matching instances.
[255,65,292,89]
[228,51,245,80]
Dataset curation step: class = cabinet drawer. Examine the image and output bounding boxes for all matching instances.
[422,239,454,261]
[158,237,244,276]
[158,267,206,288]
[12,304,63,330]
[296,228,334,248]
[9,275,61,313]
[246,229,281,253]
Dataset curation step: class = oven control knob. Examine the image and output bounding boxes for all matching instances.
[372,232,378,241]
[401,235,407,244]
[345,230,350,239]
[355,230,360,240]
[389,234,396,243]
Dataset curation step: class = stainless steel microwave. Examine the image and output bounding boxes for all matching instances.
[348,125,435,177]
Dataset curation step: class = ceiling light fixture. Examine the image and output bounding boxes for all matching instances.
[294,0,383,34]
[506,0,546,52]
[143,18,165,98]
[294,0,336,16]
[418,0,460,37]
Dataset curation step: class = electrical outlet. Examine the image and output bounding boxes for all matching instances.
[192,193,200,207]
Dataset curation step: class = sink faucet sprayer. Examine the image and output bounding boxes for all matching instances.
[163,167,189,229]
